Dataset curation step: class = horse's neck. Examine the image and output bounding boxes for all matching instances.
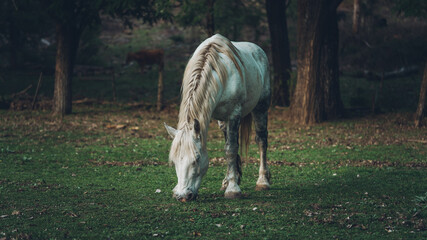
[178,36,238,144]
[178,89,219,148]
[177,112,212,146]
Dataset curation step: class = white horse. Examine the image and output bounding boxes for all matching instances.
[164,34,271,202]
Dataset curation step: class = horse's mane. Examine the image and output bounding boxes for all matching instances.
[170,34,242,163]
[178,34,242,141]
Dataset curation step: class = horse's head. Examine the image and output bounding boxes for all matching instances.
[164,120,208,202]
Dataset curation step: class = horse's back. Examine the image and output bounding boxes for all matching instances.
[233,41,270,97]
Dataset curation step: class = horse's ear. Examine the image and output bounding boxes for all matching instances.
[194,119,200,136]
[164,123,177,138]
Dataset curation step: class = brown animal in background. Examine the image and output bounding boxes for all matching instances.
[125,48,165,111]
[125,49,164,72]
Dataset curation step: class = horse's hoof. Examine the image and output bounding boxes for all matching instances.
[224,191,242,199]
[255,184,270,191]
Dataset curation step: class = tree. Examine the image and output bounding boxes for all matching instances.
[266,0,292,107]
[176,0,263,40]
[0,0,52,68]
[206,0,216,36]
[176,0,215,35]
[352,0,361,34]
[393,0,427,127]
[415,63,427,127]
[290,0,344,124]
[48,1,80,116]
[40,0,171,117]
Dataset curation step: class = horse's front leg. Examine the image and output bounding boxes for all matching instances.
[220,117,242,199]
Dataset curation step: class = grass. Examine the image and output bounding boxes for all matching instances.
[0,106,426,239]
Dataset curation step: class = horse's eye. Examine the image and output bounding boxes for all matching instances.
[195,155,201,163]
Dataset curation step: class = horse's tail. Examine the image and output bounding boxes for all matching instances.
[240,113,253,161]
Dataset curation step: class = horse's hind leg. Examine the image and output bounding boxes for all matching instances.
[220,118,242,199]
[252,108,271,191]
[218,120,228,191]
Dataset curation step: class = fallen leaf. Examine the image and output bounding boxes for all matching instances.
[67,212,78,217]
[106,124,126,129]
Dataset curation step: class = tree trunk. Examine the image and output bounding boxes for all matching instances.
[52,22,79,117]
[352,0,361,34]
[266,0,292,107]
[8,19,20,69]
[206,0,215,36]
[290,0,343,124]
[321,7,344,119]
[415,62,427,127]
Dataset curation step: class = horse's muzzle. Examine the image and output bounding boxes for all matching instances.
[174,191,197,202]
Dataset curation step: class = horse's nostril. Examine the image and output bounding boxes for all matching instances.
[186,192,193,200]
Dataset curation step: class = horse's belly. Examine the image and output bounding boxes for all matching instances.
[241,76,263,115]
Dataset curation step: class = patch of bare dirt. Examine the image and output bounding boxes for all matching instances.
[267,108,427,149]
[1,105,426,169]
[0,103,179,143]
[6,93,52,111]
[211,157,427,169]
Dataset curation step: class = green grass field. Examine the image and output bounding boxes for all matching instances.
[0,106,426,239]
